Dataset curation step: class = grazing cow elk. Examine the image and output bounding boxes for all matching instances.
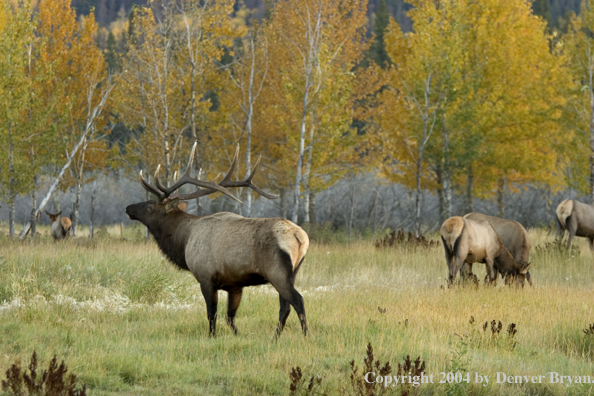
[440,216,530,286]
[126,143,309,338]
[556,199,594,249]
[464,212,532,286]
[45,211,72,241]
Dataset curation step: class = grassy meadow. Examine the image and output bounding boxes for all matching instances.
[1,224,594,395]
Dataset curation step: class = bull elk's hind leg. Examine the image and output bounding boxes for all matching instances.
[269,256,308,339]
[589,237,594,252]
[199,282,219,337]
[226,287,243,335]
[276,295,291,336]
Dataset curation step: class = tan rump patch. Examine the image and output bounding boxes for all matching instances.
[61,217,72,231]
[556,199,573,228]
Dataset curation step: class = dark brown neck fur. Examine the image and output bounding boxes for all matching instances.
[146,211,193,271]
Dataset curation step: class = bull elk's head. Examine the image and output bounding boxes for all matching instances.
[126,142,277,223]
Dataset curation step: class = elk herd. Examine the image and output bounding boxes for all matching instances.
[30,142,594,338]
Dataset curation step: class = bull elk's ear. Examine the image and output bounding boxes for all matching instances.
[164,198,181,213]
[178,201,188,212]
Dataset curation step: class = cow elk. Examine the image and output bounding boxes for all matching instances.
[126,143,309,338]
[45,211,72,241]
[440,216,530,287]
[556,199,594,250]
[464,213,533,286]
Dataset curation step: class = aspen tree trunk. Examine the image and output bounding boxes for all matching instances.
[8,125,15,238]
[292,7,322,223]
[466,166,474,214]
[303,125,314,223]
[309,193,316,225]
[244,33,260,218]
[293,83,309,223]
[89,180,96,239]
[589,49,594,204]
[29,176,38,237]
[497,177,506,218]
[54,193,61,213]
[9,201,15,239]
[145,173,150,238]
[441,119,452,219]
[435,165,445,223]
[72,137,87,237]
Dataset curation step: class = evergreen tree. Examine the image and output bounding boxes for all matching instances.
[369,0,390,68]
[104,31,119,73]
[533,0,553,29]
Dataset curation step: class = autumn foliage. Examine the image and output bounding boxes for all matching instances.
[0,0,591,231]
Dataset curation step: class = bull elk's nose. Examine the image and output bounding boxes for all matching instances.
[125,205,136,219]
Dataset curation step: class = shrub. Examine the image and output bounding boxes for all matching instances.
[1,351,86,396]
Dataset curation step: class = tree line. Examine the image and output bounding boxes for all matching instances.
[1,0,594,238]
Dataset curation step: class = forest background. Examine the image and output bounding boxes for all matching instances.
[0,0,592,239]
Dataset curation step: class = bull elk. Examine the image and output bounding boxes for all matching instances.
[45,211,72,241]
[440,216,530,286]
[556,199,594,249]
[126,143,309,338]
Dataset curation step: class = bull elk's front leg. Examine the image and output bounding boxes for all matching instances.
[200,282,218,337]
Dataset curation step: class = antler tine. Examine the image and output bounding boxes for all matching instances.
[219,155,279,200]
[139,170,165,200]
[220,145,240,184]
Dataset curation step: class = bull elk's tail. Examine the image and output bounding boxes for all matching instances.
[61,217,73,233]
[556,199,573,230]
[275,220,310,272]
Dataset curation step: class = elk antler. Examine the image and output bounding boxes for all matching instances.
[139,142,277,203]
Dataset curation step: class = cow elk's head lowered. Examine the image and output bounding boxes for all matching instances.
[126,142,310,339]
[45,211,72,241]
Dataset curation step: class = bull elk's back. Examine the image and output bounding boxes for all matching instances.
[556,199,573,229]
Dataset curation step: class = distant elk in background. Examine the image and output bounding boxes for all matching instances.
[556,199,594,249]
[45,211,72,241]
[126,143,310,338]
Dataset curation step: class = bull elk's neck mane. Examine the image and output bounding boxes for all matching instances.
[146,210,193,271]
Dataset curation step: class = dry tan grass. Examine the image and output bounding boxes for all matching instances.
[0,225,593,394]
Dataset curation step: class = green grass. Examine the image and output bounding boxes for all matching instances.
[1,225,594,395]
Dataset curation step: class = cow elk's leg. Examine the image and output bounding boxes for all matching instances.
[566,216,578,249]
[226,287,243,335]
[200,283,219,337]
[449,257,465,284]
[526,271,533,286]
[485,258,497,285]
[589,237,594,252]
